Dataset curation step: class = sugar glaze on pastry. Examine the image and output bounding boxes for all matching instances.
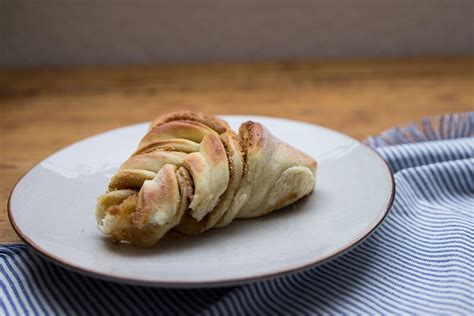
[96,112,317,246]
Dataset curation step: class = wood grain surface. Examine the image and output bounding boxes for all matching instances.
[1,57,473,243]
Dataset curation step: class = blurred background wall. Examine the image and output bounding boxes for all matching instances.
[1,0,473,67]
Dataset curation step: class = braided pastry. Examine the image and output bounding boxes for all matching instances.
[96,112,317,246]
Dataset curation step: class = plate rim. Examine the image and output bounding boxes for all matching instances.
[7,115,396,288]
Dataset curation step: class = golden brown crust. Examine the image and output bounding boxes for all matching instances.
[133,139,200,156]
[120,151,186,172]
[239,121,264,152]
[150,111,230,134]
[134,164,179,228]
[184,133,229,220]
[141,120,216,146]
[175,129,244,234]
[108,170,156,191]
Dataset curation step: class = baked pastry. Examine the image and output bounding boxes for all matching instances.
[96,111,317,246]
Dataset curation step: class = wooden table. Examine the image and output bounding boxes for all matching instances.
[1,57,473,243]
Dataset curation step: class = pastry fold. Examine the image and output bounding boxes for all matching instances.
[97,111,317,246]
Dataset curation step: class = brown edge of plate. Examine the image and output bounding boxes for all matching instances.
[7,117,396,288]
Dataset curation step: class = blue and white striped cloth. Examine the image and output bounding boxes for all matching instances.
[2,113,473,315]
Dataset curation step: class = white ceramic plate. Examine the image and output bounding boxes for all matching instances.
[9,115,394,287]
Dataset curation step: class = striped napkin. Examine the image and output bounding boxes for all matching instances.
[2,113,473,315]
